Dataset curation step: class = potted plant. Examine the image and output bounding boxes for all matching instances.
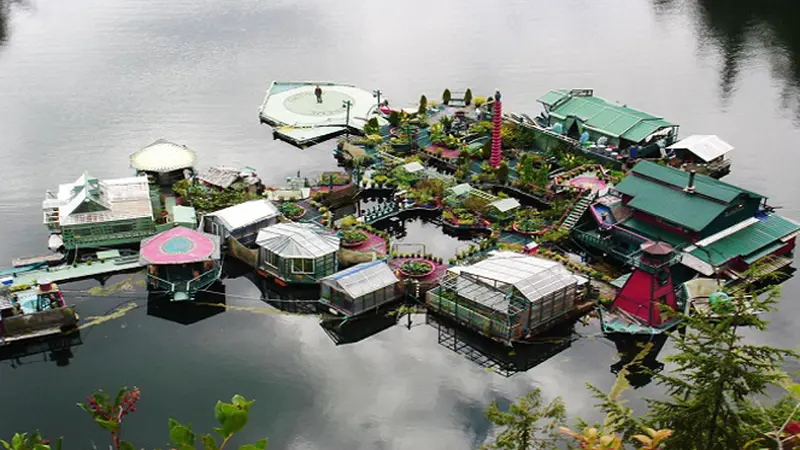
[340,228,369,248]
[279,202,306,220]
[399,259,435,278]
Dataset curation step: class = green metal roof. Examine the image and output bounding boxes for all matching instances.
[620,217,690,247]
[690,214,800,266]
[631,161,763,203]
[615,175,728,231]
[539,90,676,142]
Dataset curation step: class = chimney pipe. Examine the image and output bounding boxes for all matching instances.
[685,170,696,193]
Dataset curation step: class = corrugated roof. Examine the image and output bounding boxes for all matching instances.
[196,166,242,189]
[630,161,761,203]
[322,260,399,299]
[667,135,734,162]
[615,175,728,231]
[490,198,521,213]
[541,90,676,142]
[450,251,579,305]
[403,162,424,173]
[206,200,279,231]
[256,223,340,258]
[620,217,688,247]
[690,214,800,265]
[130,139,196,173]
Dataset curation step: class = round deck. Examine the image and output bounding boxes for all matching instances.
[140,227,218,265]
[260,83,377,129]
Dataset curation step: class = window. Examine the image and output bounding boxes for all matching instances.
[292,258,314,274]
[264,250,279,268]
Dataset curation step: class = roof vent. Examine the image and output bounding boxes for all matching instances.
[684,170,696,194]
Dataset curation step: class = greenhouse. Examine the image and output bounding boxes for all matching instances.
[255,223,340,284]
[426,251,585,344]
[320,260,401,317]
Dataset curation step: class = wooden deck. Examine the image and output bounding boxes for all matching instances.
[7,256,145,289]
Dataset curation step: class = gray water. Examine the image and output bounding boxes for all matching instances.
[1,0,799,448]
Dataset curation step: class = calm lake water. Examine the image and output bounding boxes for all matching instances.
[1,0,799,448]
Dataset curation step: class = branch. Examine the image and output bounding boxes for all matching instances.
[778,400,800,445]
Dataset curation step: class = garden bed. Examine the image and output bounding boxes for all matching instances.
[390,257,448,282]
[398,259,435,278]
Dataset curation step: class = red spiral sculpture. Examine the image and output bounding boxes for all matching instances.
[490,90,503,168]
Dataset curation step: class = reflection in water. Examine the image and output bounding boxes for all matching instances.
[0,0,27,47]
[0,331,83,368]
[320,313,399,346]
[608,334,669,389]
[146,282,227,325]
[689,0,800,119]
[427,314,576,378]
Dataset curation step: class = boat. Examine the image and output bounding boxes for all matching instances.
[0,278,79,346]
[683,278,760,322]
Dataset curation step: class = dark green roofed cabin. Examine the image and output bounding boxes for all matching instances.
[536,89,679,156]
[571,161,800,281]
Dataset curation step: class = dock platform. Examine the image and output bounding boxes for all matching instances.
[258,81,382,147]
[6,256,144,289]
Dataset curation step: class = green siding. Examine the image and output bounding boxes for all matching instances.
[620,217,689,247]
[690,214,800,266]
[616,176,728,231]
[630,161,763,203]
[62,218,156,250]
[537,89,570,106]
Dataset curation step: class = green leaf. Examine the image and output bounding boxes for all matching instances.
[32,445,51,450]
[11,434,22,450]
[201,434,219,450]
[214,401,225,424]
[169,423,196,447]
[54,437,63,450]
[788,384,800,398]
[114,387,127,408]
[119,441,136,450]
[93,417,120,432]
[76,403,90,413]
[217,403,249,437]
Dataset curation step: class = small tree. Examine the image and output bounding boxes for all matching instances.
[464,88,473,106]
[443,88,452,105]
[482,388,566,450]
[388,110,401,127]
[496,161,509,184]
[364,117,380,135]
[418,94,428,116]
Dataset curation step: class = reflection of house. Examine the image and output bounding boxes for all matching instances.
[572,161,800,282]
[426,251,587,344]
[320,261,401,318]
[42,172,155,250]
[196,166,262,193]
[255,223,340,285]
[139,227,222,302]
[199,199,280,248]
[536,89,679,155]
[129,139,196,187]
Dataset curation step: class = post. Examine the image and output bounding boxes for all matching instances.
[373,89,382,109]
[342,100,353,140]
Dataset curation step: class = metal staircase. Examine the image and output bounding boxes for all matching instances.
[560,192,596,231]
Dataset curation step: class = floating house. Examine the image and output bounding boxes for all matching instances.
[535,89,679,156]
[0,280,78,346]
[42,173,155,250]
[196,166,262,194]
[139,226,221,301]
[425,252,588,345]
[320,260,401,318]
[665,135,733,178]
[255,223,340,285]
[199,199,280,248]
[129,139,197,187]
[599,241,685,336]
[572,161,800,282]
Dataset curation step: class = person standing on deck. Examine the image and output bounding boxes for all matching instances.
[314,85,323,103]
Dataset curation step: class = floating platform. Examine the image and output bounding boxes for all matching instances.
[5,255,144,289]
[258,81,383,147]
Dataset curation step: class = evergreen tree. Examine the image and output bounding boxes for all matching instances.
[418,94,428,116]
[645,266,797,450]
[482,388,566,450]
[495,161,510,185]
[443,88,452,105]
[464,88,473,106]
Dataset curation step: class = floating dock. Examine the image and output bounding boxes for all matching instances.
[258,81,383,147]
[4,253,144,289]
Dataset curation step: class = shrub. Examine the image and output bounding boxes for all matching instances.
[418,94,428,116]
[388,110,401,127]
[363,117,381,135]
[442,88,451,105]
[464,88,472,106]
[474,96,486,108]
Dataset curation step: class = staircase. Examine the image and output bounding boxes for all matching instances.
[560,193,596,231]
